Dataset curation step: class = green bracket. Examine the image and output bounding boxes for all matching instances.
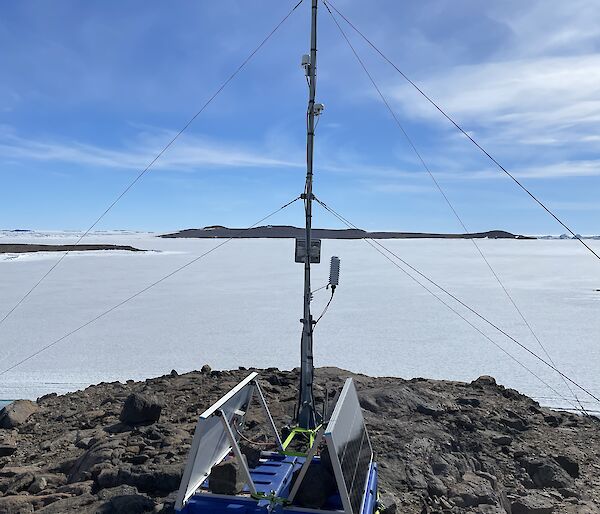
[251,490,290,506]
[280,425,322,456]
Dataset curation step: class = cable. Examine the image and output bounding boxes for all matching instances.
[318,197,600,407]
[0,197,300,377]
[316,201,583,412]
[313,196,600,408]
[234,425,278,448]
[0,0,304,331]
[323,2,588,415]
[322,0,600,264]
[314,288,335,325]
[312,201,579,413]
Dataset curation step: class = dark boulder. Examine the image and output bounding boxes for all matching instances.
[208,458,245,495]
[511,493,555,514]
[120,394,162,425]
[523,457,574,489]
[109,493,155,513]
[0,401,38,429]
[448,472,498,508]
[240,443,261,469]
[543,414,562,427]
[554,454,579,478]
[0,432,17,457]
[472,376,497,387]
[28,475,48,494]
[5,472,35,494]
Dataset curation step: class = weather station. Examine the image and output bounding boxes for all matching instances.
[174,1,378,513]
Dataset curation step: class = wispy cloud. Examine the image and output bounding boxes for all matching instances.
[2,1,600,231]
[387,54,600,144]
[5,127,596,182]
[418,161,600,181]
[517,160,600,179]
[0,129,302,172]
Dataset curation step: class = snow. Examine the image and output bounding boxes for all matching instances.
[1,231,599,412]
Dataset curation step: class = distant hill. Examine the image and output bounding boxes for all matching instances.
[538,234,600,240]
[161,225,534,240]
[0,244,144,254]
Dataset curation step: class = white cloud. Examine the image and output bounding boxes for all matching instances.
[433,160,600,180]
[387,54,600,143]
[517,160,600,179]
[0,129,302,172]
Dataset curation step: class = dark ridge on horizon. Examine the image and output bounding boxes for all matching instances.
[0,244,145,254]
[160,225,535,240]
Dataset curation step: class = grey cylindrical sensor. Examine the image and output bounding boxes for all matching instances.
[329,256,340,287]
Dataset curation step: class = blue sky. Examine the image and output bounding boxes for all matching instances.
[1,0,600,234]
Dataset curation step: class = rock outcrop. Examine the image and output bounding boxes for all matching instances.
[0,401,38,429]
[0,367,598,513]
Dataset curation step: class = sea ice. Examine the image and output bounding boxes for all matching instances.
[0,231,598,413]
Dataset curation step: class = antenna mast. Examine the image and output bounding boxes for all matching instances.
[297,0,320,429]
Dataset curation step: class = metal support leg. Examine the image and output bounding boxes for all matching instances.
[288,427,324,503]
[218,410,258,496]
[253,379,284,451]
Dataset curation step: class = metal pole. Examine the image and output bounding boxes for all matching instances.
[298,0,319,429]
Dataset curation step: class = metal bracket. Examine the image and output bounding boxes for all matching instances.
[281,425,322,457]
[253,379,284,451]
[218,409,258,496]
[288,427,324,503]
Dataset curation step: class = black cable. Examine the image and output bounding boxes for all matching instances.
[314,196,600,408]
[316,200,583,412]
[322,0,600,264]
[0,197,301,377]
[323,2,588,415]
[315,288,335,325]
[0,0,304,331]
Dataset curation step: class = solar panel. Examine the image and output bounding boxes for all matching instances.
[175,372,258,510]
[324,378,373,514]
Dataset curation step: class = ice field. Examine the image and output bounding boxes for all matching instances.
[1,230,599,412]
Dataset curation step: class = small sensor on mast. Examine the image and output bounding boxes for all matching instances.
[301,54,310,76]
[329,256,340,288]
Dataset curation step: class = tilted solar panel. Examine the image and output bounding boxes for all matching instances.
[325,378,373,514]
[175,372,258,510]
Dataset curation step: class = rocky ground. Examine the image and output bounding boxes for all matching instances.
[0,367,599,513]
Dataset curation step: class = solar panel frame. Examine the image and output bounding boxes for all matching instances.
[324,378,373,514]
[175,372,258,509]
